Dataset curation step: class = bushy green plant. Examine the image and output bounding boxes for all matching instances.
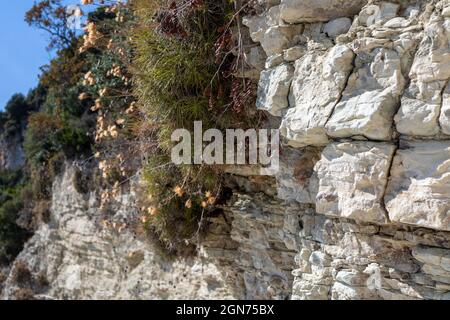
[0,170,30,264]
[133,0,259,253]
[0,93,39,137]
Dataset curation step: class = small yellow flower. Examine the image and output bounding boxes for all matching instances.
[83,71,96,86]
[108,125,118,138]
[173,186,184,197]
[99,88,108,97]
[91,99,102,112]
[201,201,208,208]
[98,160,106,170]
[185,199,192,209]
[78,92,88,100]
[125,101,136,114]
[148,207,158,216]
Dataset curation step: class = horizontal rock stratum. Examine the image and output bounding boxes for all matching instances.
[243,0,450,300]
[280,0,368,23]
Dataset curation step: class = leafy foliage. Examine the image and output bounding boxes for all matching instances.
[0,170,30,264]
[25,0,78,51]
[0,93,40,137]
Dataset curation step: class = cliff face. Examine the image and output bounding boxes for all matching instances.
[0,165,303,300]
[0,132,24,171]
[2,0,450,300]
[243,0,450,299]
[1,165,236,299]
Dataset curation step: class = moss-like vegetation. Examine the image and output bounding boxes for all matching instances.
[132,0,260,253]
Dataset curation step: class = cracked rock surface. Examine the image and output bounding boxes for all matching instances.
[242,0,450,300]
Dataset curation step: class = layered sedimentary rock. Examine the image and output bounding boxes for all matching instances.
[240,0,450,299]
[280,45,355,147]
[315,142,395,224]
[279,0,367,23]
[2,0,450,300]
[1,165,308,300]
[385,140,450,231]
[395,16,450,136]
[2,166,237,300]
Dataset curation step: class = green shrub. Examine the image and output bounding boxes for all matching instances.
[133,0,259,252]
[0,169,30,264]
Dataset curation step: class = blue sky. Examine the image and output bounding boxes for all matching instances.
[0,1,52,110]
[0,1,94,111]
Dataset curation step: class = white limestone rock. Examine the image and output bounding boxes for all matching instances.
[385,140,450,231]
[280,45,355,147]
[283,46,306,62]
[395,80,445,136]
[260,25,304,56]
[256,63,294,116]
[265,53,284,68]
[412,246,450,272]
[331,281,378,300]
[384,17,410,29]
[439,81,450,135]
[395,17,450,136]
[243,5,303,56]
[280,0,367,23]
[358,2,400,27]
[324,17,352,38]
[315,141,396,224]
[266,5,284,26]
[1,165,237,300]
[0,132,25,170]
[326,48,405,141]
[244,46,267,71]
[257,0,281,9]
[243,14,268,43]
[409,18,450,84]
[444,5,450,18]
[292,282,330,300]
[276,147,320,204]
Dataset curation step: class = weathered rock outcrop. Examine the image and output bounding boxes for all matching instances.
[1,165,307,300]
[385,140,450,231]
[0,132,24,171]
[315,141,395,224]
[2,0,450,300]
[241,0,450,299]
[2,166,239,300]
[280,0,367,23]
[280,45,355,147]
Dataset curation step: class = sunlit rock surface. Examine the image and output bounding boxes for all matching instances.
[3,0,450,300]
